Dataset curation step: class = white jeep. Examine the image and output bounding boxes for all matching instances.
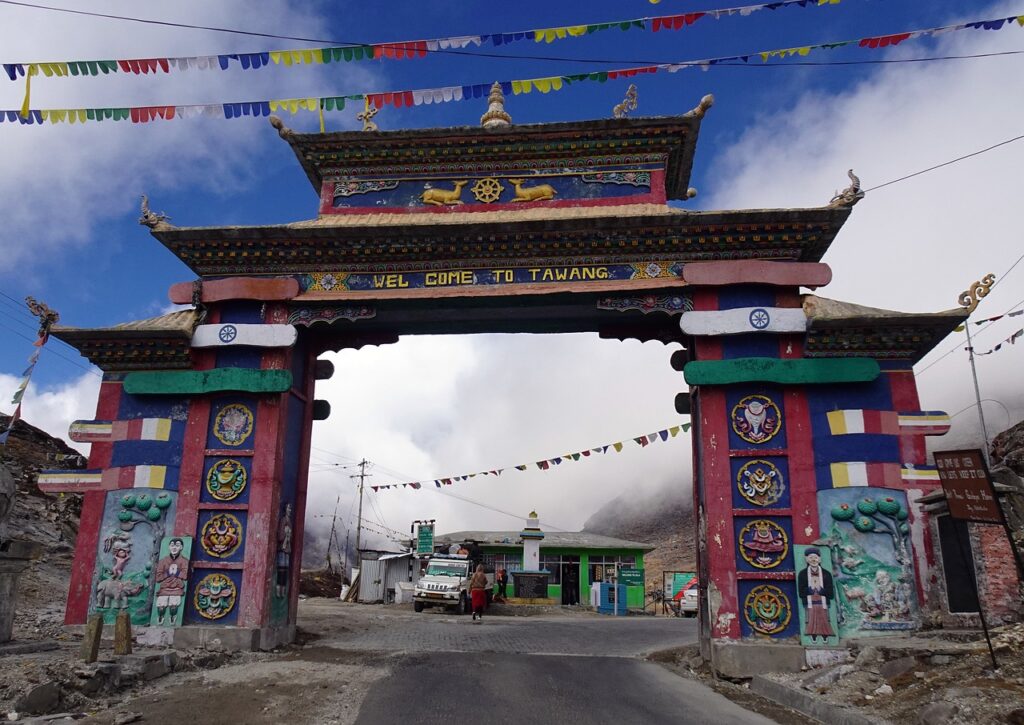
[413,555,488,614]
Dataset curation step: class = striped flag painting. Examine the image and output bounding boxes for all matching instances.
[828,462,940,488]
[38,465,175,494]
[69,418,173,443]
[826,410,950,437]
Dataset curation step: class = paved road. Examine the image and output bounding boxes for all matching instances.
[355,652,776,725]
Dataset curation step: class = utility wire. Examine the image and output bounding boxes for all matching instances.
[0,319,102,377]
[863,135,1024,195]
[2,0,1022,68]
[917,294,1024,375]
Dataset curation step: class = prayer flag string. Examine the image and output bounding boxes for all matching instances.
[368,422,692,492]
[0,298,59,445]
[2,13,1022,124]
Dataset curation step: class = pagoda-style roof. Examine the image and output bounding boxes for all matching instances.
[149,205,852,277]
[278,114,704,201]
[52,310,196,371]
[802,295,967,363]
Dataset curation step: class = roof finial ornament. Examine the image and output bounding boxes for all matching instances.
[612,84,638,119]
[356,98,380,132]
[685,94,714,118]
[139,195,171,229]
[829,169,865,207]
[480,82,512,128]
[268,115,294,139]
[958,274,996,314]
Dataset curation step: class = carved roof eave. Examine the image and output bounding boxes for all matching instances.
[803,295,968,363]
[148,205,853,275]
[51,310,197,371]
[277,114,704,201]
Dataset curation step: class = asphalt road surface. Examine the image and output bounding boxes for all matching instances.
[355,651,776,725]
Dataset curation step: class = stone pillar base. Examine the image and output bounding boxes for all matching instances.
[173,624,295,652]
[710,640,808,678]
[0,540,42,644]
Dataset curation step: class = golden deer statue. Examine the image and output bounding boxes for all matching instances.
[420,180,468,206]
[508,179,557,202]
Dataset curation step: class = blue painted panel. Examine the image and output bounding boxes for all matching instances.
[200,456,252,504]
[734,516,794,573]
[806,379,893,414]
[331,170,657,210]
[807,379,898,476]
[738,579,800,639]
[186,567,242,625]
[218,302,264,324]
[722,334,779,360]
[731,456,791,510]
[726,387,786,450]
[717,286,777,310]
[111,440,184,468]
[196,509,247,564]
[206,397,257,450]
[117,395,190,422]
[215,347,264,369]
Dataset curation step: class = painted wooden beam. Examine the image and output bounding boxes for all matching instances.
[69,418,172,443]
[682,260,832,288]
[168,276,299,305]
[191,323,297,349]
[124,369,293,395]
[314,359,335,380]
[669,349,688,372]
[683,357,879,386]
[826,410,951,437]
[38,465,176,494]
[680,306,806,336]
[312,400,331,421]
[828,462,940,488]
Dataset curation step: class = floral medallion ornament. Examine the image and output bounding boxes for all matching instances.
[737,460,785,507]
[205,459,247,501]
[731,394,781,445]
[200,513,243,558]
[739,520,789,569]
[744,584,792,635]
[213,403,254,447]
[193,572,237,620]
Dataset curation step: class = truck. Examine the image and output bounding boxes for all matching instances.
[413,553,492,614]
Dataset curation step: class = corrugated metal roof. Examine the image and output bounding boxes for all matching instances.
[437,530,653,551]
[53,309,197,337]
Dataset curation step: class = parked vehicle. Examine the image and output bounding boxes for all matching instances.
[412,554,492,614]
[679,580,699,617]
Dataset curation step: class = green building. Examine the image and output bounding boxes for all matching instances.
[436,530,653,609]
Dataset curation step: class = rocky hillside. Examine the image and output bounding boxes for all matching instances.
[583,478,696,590]
[1,414,84,636]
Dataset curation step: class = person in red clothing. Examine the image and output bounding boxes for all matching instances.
[154,538,189,626]
[469,564,489,623]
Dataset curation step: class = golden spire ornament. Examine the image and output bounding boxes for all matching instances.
[480,82,512,129]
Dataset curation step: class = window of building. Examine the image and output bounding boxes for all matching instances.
[540,555,562,584]
[587,555,636,584]
[484,553,521,575]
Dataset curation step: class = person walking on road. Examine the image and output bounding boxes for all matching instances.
[495,567,509,603]
[470,564,489,623]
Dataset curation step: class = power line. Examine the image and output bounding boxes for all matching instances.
[0,319,102,378]
[864,135,1024,195]
[917,293,1024,376]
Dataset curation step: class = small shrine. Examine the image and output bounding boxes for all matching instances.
[38,85,989,670]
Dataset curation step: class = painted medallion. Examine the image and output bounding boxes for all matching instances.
[213,403,254,447]
[205,459,247,501]
[737,459,786,507]
[731,394,781,445]
[743,584,792,635]
[739,520,789,569]
[193,572,237,620]
[200,513,243,558]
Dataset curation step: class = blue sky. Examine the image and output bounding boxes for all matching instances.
[1,0,1022,547]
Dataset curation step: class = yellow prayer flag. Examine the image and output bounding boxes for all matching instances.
[270,51,283,65]
[19,65,36,118]
[612,442,624,452]
[567,26,587,37]
[669,426,680,437]
[533,78,551,93]
[797,47,811,56]
[301,50,315,64]
[1017,15,1024,26]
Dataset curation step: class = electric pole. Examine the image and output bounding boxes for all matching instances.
[958,274,996,465]
[351,459,371,560]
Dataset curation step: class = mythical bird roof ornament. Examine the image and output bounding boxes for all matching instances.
[139,195,171,229]
[829,169,865,207]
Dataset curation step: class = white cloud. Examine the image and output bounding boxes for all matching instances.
[0,370,101,455]
[0,1,384,277]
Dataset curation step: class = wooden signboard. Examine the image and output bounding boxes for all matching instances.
[683,358,879,386]
[124,369,293,395]
[682,260,832,288]
[168,277,299,304]
[191,323,297,349]
[680,306,807,336]
[934,449,1003,524]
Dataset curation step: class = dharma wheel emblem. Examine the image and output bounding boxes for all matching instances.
[471,178,504,203]
[748,308,771,330]
[218,324,238,343]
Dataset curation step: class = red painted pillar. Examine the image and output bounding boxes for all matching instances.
[65,380,122,624]
[779,333,818,545]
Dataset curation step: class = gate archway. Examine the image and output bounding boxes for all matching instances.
[43,89,963,670]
